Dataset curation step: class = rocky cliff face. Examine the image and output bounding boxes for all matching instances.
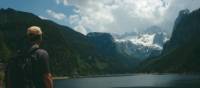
[162,9,191,54]
[87,32,117,56]
[137,8,200,73]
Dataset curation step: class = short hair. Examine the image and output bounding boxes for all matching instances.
[27,26,43,42]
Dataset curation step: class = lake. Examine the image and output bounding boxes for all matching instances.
[54,74,200,88]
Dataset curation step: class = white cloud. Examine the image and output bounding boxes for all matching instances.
[39,16,48,20]
[57,0,200,35]
[66,0,117,34]
[74,25,87,35]
[69,14,80,24]
[46,9,66,20]
[56,0,60,4]
[56,0,68,5]
[125,0,170,20]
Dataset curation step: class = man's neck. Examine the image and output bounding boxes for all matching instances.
[31,43,39,48]
[28,42,40,51]
[29,41,40,46]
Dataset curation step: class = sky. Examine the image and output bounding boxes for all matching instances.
[0,0,200,35]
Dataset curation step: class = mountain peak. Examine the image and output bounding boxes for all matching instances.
[179,9,190,15]
[113,27,168,59]
[0,8,16,12]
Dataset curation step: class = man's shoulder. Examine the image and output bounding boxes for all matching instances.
[35,48,48,56]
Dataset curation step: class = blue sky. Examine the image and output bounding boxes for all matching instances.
[1,0,200,35]
[0,0,76,27]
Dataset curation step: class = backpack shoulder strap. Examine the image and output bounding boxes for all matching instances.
[27,48,40,57]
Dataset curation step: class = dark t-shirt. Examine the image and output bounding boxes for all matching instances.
[34,49,50,74]
[29,47,50,88]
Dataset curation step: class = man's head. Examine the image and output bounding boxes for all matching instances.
[27,26,43,44]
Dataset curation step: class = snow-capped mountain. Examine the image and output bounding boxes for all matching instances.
[112,26,169,59]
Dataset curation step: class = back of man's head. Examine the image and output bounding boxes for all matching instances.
[27,26,43,43]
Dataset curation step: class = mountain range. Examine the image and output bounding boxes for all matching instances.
[0,8,139,76]
[0,7,200,76]
[112,26,169,59]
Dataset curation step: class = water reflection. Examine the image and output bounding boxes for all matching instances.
[54,74,200,88]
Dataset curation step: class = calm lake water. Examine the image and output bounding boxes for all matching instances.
[54,74,200,88]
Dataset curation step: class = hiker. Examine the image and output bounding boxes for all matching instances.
[5,26,53,88]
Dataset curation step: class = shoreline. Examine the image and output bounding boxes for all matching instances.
[53,73,200,80]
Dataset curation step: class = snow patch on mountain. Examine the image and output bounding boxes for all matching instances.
[115,33,162,50]
[112,30,169,59]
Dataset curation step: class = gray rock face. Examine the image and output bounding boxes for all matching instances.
[113,26,169,59]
